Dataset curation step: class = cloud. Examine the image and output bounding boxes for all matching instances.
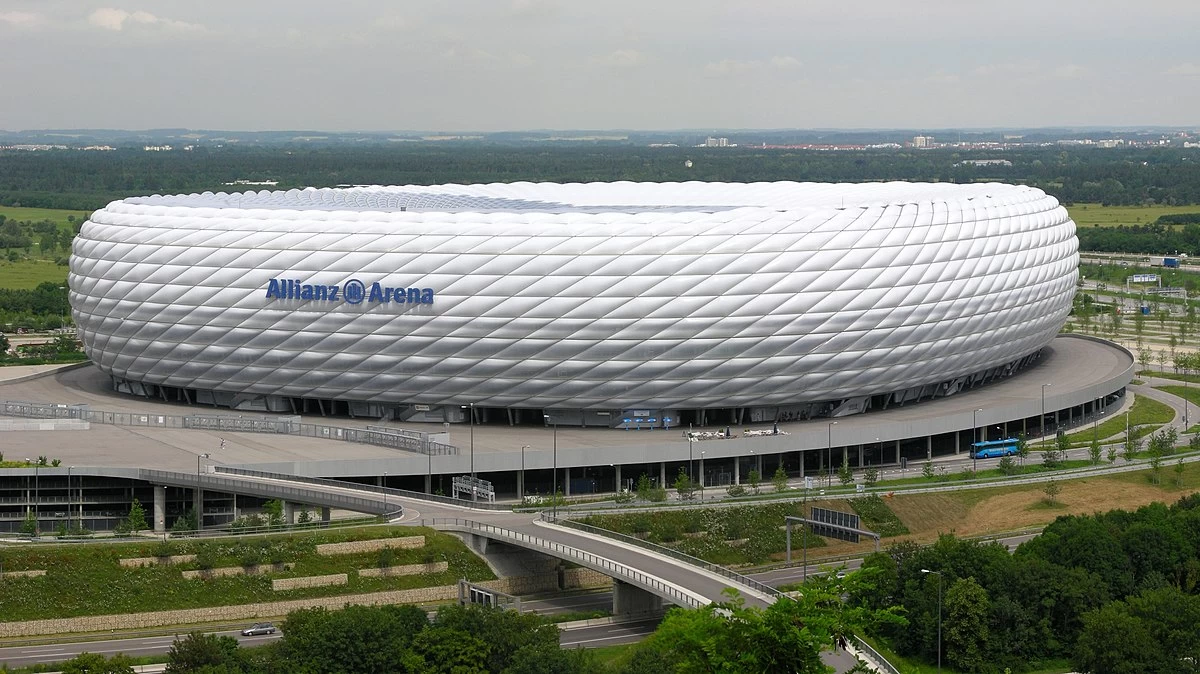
[1052,63,1086,78]
[0,11,42,28]
[88,8,203,32]
[590,49,644,68]
[971,61,1040,77]
[705,57,801,78]
[1165,63,1200,76]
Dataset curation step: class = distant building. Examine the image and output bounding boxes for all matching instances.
[703,137,733,147]
[912,135,933,148]
[956,159,1013,167]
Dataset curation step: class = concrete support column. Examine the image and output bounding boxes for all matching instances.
[659,462,667,488]
[954,432,960,455]
[797,452,804,478]
[841,446,848,469]
[858,445,864,468]
[564,468,571,496]
[194,488,204,531]
[927,436,933,460]
[516,471,525,499]
[612,580,664,616]
[282,500,295,525]
[697,459,704,486]
[614,465,622,492]
[734,457,741,485]
[320,506,331,523]
[425,474,433,494]
[895,440,901,464]
[153,485,167,533]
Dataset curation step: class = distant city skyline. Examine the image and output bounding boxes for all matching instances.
[1,1,1198,131]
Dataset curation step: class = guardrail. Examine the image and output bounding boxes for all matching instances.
[213,466,511,511]
[852,636,901,674]
[422,517,704,609]
[543,513,782,600]
[0,399,457,456]
[139,468,397,517]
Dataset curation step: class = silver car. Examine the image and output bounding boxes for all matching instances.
[240,622,277,637]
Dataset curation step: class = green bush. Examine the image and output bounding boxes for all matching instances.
[849,495,909,537]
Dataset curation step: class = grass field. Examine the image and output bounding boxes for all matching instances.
[1066,203,1200,228]
[0,206,90,230]
[0,258,69,289]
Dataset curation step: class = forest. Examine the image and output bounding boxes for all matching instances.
[1,144,1198,211]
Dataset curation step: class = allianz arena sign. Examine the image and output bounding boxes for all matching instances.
[264,278,435,305]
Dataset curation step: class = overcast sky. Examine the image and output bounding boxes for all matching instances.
[1,1,1198,132]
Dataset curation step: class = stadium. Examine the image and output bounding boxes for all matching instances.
[70,181,1079,429]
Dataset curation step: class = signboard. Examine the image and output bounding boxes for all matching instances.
[265,278,435,305]
[804,476,814,490]
[1130,274,1158,284]
[811,506,861,543]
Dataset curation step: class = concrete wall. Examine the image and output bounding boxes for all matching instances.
[358,562,448,578]
[119,554,198,568]
[181,563,293,580]
[271,574,348,591]
[315,536,424,555]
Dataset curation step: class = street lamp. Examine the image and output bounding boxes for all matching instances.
[520,445,530,499]
[383,471,388,515]
[972,408,983,474]
[1041,383,1052,439]
[826,421,838,487]
[688,433,695,488]
[921,569,943,673]
[700,450,706,501]
[544,414,558,518]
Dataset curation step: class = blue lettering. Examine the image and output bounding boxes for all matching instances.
[328,285,339,301]
[368,282,385,302]
[300,284,314,300]
[407,287,421,304]
[265,277,434,305]
[421,288,434,304]
[266,278,282,298]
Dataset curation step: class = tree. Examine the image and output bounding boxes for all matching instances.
[280,604,428,673]
[944,577,990,673]
[1123,428,1143,462]
[1148,449,1164,484]
[431,603,561,674]
[1016,434,1031,467]
[772,465,788,493]
[673,468,696,501]
[171,508,197,534]
[996,455,1018,476]
[262,498,284,527]
[747,468,762,494]
[410,627,489,674]
[1138,345,1152,372]
[126,498,148,534]
[165,632,242,674]
[634,473,652,502]
[837,462,854,486]
[1043,479,1062,505]
[19,509,37,536]
[1107,444,1119,464]
[1175,458,1186,488]
[1089,438,1103,465]
[1074,597,1177,674]
[863,466,880,488]
[61,652,135,674]
[922,460,935,479]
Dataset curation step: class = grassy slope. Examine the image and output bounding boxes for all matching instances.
[0,259,69,289]
[0,526,495,622]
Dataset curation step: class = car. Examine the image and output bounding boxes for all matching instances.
[241,622,277,636]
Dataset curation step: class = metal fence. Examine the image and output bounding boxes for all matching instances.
[852,636,901,674]
[0,399,457,456]
[213,466,512,511]
[544,513,783,600]
[423,517,704,609]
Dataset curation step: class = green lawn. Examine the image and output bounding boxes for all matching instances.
[1033,395,1174,448]
[0,258,69,289]
[1067,203,1200,228]
[0,206,90,231]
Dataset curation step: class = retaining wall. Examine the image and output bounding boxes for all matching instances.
[315,536,425,555]
[358,562,449,578]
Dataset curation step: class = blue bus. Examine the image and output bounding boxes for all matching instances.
[970,438,1020,459]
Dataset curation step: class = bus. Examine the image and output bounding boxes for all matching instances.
[970,438,1020,459]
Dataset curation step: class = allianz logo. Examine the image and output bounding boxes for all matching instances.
[264,278,435,305]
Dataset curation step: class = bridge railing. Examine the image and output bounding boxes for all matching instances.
[213,466,511,511]
[542,513,783,600]
[851,636,900,674]
[139,468,396,516]
[422,517,704,609]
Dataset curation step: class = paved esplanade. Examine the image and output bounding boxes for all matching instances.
[0,335,1132,478]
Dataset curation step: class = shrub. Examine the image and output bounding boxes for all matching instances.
[614,489,635,504]
[651,520,682,543]
[152,540,175,559]
[997,456,1018,476]
[922,461,935,479]
[726,484,747,498]
[194,545,217,570]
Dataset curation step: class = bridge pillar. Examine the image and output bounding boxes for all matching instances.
[153,485,167,533]
[612,580,663,616]
[282,500,295,525]
[320,506,331,523]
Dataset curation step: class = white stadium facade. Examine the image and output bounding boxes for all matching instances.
[70,181,1081,430]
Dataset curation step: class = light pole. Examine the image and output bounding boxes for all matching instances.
[700,450,706,501]
[1126,409,1132,452]
[688,433,695,489]
[544,414,558,518]
[520,445,529,500]
[197,452,209,530]
[922,568,943,673]
[826,421,838,487]
[383,471,388,515]
[972,408,983,474]
[67,465,73,534]
[1041,383,1052,439]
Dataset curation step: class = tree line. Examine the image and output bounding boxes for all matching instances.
[2,145,1198,212]
[855,494,1200,673]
